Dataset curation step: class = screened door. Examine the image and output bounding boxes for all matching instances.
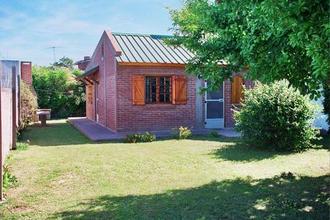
[205,83,224,128]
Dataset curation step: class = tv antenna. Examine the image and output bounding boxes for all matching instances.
[46,46,63,63]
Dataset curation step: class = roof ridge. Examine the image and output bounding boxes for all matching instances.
[112,32,173,38]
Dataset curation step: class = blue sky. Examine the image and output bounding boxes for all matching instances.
[0,0,183,65]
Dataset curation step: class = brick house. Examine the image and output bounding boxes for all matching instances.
[77,31,251,132]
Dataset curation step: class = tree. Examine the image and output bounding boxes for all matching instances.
[169,0,329,97]
[32,66,85,118]
[53,56,74,69]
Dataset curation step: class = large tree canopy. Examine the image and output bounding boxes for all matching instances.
[170,0,329,96]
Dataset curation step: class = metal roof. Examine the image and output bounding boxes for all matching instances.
[112,33,194,64]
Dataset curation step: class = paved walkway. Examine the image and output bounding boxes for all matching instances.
[68,117,125,141]
[68,117,240,141]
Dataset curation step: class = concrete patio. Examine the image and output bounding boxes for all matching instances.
[68,117,241,141]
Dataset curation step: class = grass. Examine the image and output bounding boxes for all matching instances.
[0,120,329,219]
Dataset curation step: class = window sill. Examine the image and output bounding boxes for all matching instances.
[144,103,176,110]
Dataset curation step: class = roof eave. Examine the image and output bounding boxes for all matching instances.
[118,62,186,68]
[78,65,99,78]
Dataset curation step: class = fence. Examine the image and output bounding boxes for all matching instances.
[0,60,20,201]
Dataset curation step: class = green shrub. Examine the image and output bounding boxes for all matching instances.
[173,126,192,139]
[19,80,38,132]
[32,65,85,119]
[3,165,18,189]
[16,142,29,151]
[234,80,318,151]
[208,130,220,138]
[125,132,156,143]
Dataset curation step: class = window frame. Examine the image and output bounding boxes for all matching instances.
[145,75,172,104]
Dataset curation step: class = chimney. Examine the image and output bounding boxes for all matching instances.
[20,61,32,85]
[75,56,91,71]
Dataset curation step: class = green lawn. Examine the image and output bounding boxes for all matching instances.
[0,120,329,219]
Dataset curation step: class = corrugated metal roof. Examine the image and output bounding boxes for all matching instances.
[112,33,194,64]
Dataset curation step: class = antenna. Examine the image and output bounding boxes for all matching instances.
[46,46,63,63]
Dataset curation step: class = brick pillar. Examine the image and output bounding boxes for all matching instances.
[20,61,32,85]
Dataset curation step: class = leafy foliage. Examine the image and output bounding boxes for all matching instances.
[125,132,156,143]
[32,66,85,119]
[16,142,29,151]
[19,80,38,131]
[172,126,192,139]
[234,80,318,151]
[3,164,18,190]
[170,0,329,97]
[53,56,74,69]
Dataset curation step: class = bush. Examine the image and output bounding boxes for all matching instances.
[19,80,38,132]
[32,66,85,119]
[234,80,317,151]
[3,164,18,189]
[173,126,192,139]
[209,130,220,138]
[125,132,156,143]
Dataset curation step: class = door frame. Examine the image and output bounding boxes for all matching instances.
[204,82,225,128]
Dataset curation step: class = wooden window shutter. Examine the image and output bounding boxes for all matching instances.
[132,75,145,105]
[172,75,187,104]
[231,75,243,104]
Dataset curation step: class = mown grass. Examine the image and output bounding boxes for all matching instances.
[0,120,329,219]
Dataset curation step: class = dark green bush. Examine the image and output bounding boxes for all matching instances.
[19,80,38,132]
[125,132,156,143]
[32,66,85,119]
[234,80,317,151]
[172,126,192,139]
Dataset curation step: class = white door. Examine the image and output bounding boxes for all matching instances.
[205,83,224,128]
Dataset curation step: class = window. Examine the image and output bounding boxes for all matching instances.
[145,76,171,104]
[132,74,186,106]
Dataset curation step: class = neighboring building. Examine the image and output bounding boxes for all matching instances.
[77,31,250,132]
[75,56,91,71]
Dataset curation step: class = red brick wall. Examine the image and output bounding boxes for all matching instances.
[116,66,196,132]
[20,61,32,85]
[85,31,117,131]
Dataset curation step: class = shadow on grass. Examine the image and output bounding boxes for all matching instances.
[53,173,330,220]
[20,121,92,146]
[211,142,286,162]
